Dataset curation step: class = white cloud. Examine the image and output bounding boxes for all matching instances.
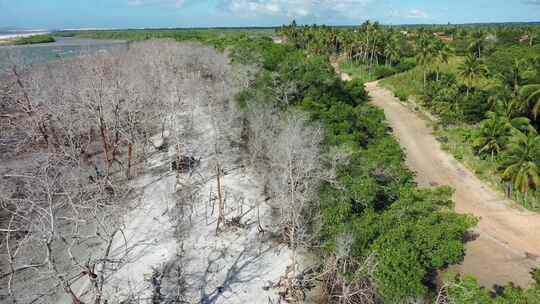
[225,0,372,19]
[407,9,427,18]
[127,0,185,8]
[389,7,429,20]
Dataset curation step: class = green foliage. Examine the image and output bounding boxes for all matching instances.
[458,54,488,95]
[393,89,409,101]
[473,111,514,158]
[339,59,416,83]
[521,84,540,119]
[440,126,540,210]
[500,127,540,193]
[445,269,540,304]
[370,187,476,302]
[445,273,493,304]
[373,65,398,79]
[281,22,540,300]
[339,62,375,83]
[13,34,55,45]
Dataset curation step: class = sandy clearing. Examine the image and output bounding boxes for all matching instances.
[55,98,298,303]
[365,80,540,288]
[174,101,295,303]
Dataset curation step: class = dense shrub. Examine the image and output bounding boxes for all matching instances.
[14,34,55,45]
[394,58,416,73]
[373,65,398,79]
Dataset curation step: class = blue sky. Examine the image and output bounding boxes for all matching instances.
[1,0,539,29]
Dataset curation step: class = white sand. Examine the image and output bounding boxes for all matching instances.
[0,32,51,41]
[62,99,296,303]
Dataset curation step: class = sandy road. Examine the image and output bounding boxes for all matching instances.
[365,81,540,288]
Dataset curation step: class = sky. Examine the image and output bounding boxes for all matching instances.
[0,0,539,29]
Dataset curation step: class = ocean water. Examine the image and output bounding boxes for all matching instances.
[0,36,128,75]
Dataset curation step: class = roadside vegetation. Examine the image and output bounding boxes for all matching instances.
[277,22,540,303]
[380,25,540,210]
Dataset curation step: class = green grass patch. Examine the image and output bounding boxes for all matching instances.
[436,126,540,211]
[340,58,416,84]
[13,34,55,45]
[380,56,463,101]
[339,61,376,83]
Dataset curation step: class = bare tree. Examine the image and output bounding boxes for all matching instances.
[267,110,324,277]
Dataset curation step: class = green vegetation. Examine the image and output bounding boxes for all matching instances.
[380,56,462,101]
[437,126,540,210]
[378,25,540,209]
[340,58,416,83]
[57,28,271,51]
[13,34,55,45]
[264,25,476,302]
[444,269,540,303]
[55,24,540,302]
[339,61,375,83]
[277,22,540,302]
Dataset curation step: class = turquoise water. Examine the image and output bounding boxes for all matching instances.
[0,37,127,74]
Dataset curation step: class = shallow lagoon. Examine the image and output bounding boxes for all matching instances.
[0,36,127,74]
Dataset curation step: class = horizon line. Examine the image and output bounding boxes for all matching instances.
[3,20,540,32]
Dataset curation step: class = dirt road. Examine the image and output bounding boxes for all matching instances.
[365,81,540,288]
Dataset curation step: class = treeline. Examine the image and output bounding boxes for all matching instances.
[389,24,540,207]
[277,21,540,207]
[277,21,418,80]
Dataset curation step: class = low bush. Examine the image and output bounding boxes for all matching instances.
[394,89,409,101]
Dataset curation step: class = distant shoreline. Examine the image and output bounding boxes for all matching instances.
[0,36,127,48]
[0,31,51,41]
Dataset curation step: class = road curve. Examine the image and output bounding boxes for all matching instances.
[365,80,540,288]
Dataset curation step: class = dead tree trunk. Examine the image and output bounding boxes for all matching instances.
[127,143,133,179]
[99,119,110,170]
[215,163,225,235]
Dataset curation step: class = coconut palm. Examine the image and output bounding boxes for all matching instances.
[469,30,486,58]
[474,111,512,159]
[432,40,452,81]
[415,34,436,88]
[457,55,487,96]
[520,84,540,119]
[500,126,540,193]
[474,110,531,159]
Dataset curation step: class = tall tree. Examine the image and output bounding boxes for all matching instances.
[520,83,540,119]
[469,30,486,58]
[415,34,436,88]
[433,40,452,81]
[457,55,487,96]
[500,126,540,193]
[473,111,512,159]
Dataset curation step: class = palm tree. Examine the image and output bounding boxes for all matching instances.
[415,34,435,88]
[500,127,540,193]
[474,110,531,159]
[432,40,452,81]
[520,84,540,119]
[457,55,487,97]
[474,111,512,159]
[469,30,486,58]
